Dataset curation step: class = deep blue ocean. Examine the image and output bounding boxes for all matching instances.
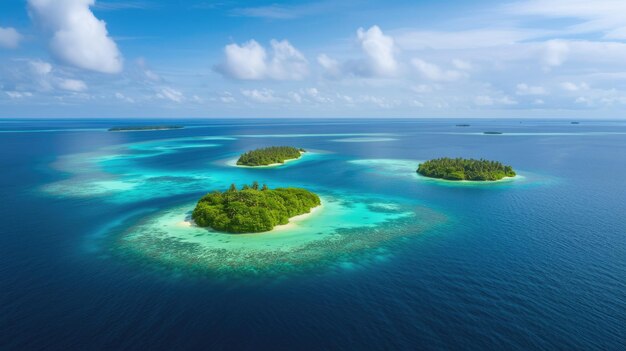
[1,119,625,350]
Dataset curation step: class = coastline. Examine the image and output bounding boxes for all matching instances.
[416,173,521,184]
[271,202,323,232]
[227,151,307,168]
[176,201,324,233]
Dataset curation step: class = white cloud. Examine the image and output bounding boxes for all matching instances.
[507,0,626,39]
[394,28,541,50]
[136,58,161,82]
[561,82,589,91]
[28,0,123,73]
[6,91,33,99]
[217,39,308,80]
[474,95,517,106]
[58,78,87,92]
[288,92,302,103]
[25,59,88,92]
[542,40,570,67]
[115,92,135,103]
[575,96,592,105]
[360,95,397,108]
[157,87,184,102]
[317,54,341,77]
[356,25,397,76]
[241,89,282,103]
[516,83,547,95]
[452,59,472,70]
[411,84,437,93]
[317,26,397,78]
[268,39,308,79]
[30,60,53,75]
[0,27,22,49]
[411,59,462,81]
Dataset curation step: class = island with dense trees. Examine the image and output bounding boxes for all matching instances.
[192,182,321,233]
[417,157,516,181]
[236,146,305,166]
[108,125,183,132]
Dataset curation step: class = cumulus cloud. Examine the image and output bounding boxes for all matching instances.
[356,25,397,76]
[411,59,463,81]
[0,27,22,49]
[23,59,88,92]
[216,39,308,80]
[318,26,397,78]
[28,0,123,73]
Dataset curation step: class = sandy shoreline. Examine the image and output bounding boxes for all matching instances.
[176,200,324,233]
[271,202,323,232]
[417,173,521,183]
[227,151,306,168]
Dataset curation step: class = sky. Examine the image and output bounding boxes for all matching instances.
[2,0,626,118]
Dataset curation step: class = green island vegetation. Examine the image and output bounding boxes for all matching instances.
[417,157,516,181]
[483,131,503,135]
[192,182,321,233]
[236,146,305,166]
[108,125,183,132]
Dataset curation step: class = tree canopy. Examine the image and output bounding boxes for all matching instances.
[236,146,305,166]
[417,157,516,181]
[192,183,320,233]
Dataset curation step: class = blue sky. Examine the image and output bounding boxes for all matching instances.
[2,0,626,118]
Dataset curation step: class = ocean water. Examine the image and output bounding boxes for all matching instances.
[1,118,625,350]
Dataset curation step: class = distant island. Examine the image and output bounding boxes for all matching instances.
[417,157,516,181]
[456,124,471,127]
[483,131,503,135]
[237,146,305,167]
[571,121,580,125]
[108,125,184,132]
[192,182,321,233]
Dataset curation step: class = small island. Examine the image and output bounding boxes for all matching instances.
[237,146,305,167]
[483,131,503,135]
[108,125,184,132]
[456,124,471,127]
[192,182,321,233]
[417,157,516,181]
[571,121,580,125]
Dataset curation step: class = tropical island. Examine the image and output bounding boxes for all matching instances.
[236,146,305,167]
[108,125,184,132]
[417,157,516,181]
[483,131,503,135]
[192,182,321,233]
[456,124,471,127]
